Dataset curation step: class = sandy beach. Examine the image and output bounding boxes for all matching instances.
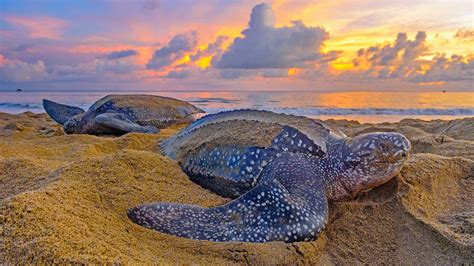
[0,112,472,264]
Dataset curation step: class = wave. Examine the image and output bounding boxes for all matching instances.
[1,101,473,117]
[203,107,474,116]
[0,102,43,110]
[188,98,241,104]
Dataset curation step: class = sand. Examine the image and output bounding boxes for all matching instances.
[0,112,473,264]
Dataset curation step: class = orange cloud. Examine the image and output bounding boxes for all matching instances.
[419,81,446,86]
[329,57,353,72]
[287,68,300,76]
[195,56,212,69]
[176,54,191,65]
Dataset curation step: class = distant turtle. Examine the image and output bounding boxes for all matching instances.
[43,95,205,135]
[128,110,411,243]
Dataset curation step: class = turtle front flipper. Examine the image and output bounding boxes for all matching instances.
[94,113,159,135]
[42,99,85,125]
[271,126,326,158]
[182,146,278,198]
[128,163,328,243]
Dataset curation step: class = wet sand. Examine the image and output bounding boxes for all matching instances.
[0,112,472,264]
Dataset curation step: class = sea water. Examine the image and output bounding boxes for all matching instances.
[1,90,473,123]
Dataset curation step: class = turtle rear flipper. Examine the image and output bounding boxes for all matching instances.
[94,113,159,135]
[128,154,329,243]
[42,99,85,125]
[128,174,328,243]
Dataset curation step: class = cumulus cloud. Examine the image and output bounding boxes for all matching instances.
[351,31,428,79]
[191,36,227,62]
[409,54,474,82]
[454,28,474,41]
[214,3,330,69]
[355,31,427,67]
[146,32,197,70]
[106,49,138,60]
[0,55,47,82]
[347,31,474,83]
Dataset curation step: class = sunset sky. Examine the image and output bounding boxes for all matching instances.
[0,0,472,91]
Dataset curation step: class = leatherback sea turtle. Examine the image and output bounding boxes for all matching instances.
[128,110,411,243]
[43,95,204,135]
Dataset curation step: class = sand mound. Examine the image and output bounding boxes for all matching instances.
[400,154,473,248]
[1,113,473,263]
[400,118,474,141]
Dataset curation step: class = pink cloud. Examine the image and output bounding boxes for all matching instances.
[4,16,68,39]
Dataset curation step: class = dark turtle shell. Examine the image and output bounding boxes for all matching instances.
[90,94,205,128]
[161,109,345,162]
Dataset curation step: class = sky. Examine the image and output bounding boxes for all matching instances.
[0,0,472,91]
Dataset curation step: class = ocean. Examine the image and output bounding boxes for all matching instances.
[1,90,473,123]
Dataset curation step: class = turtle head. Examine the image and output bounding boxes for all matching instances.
[63,113,85,134]
[340,132,411,199]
